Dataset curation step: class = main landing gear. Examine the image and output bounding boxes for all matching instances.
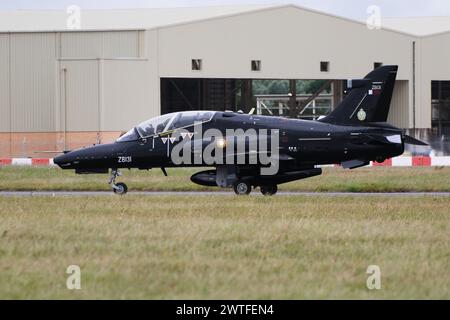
[232,180,278,196]
[233,180,252,195]
[260,184,278,196]
[109,169,128,195]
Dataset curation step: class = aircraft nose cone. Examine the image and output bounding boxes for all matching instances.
[53,153,73,168]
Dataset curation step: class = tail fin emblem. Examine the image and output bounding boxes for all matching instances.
[357,109,367,121]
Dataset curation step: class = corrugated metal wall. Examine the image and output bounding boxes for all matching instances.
[60,59,152,132]
[103,59,153,130]
[417,33,450,128]
[0,34,9,132]
[10,33,56,132]
[388,80,410,128]
[0,21,427,139]
[61,31,140,58]
[62,60,100,131]
[0,30,143,135]
[158,6,415,80]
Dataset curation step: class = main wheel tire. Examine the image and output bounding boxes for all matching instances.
[260,184,278,196]
[375,156,386,163]
[233,181,252,195]
[113,182,128,195]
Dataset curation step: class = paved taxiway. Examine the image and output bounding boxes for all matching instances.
[1,191,450,197]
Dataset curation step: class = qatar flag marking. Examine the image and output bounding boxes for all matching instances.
[372,84,382,96]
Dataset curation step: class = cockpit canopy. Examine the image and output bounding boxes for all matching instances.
[116,111,216,142]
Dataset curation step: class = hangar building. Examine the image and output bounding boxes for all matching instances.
[1,4,450,157]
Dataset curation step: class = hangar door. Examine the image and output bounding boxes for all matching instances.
[60,60,100,132]
[59,59,150,140]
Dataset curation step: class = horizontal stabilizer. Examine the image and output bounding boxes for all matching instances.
[403,135,428,146]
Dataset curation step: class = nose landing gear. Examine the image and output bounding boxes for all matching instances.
[113,182,128,195]
[109,169,128,195]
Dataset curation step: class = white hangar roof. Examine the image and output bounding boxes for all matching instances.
[0,4,277,32]
[0,3,423,36]
[1,4,449,37]
[382,16,450,37]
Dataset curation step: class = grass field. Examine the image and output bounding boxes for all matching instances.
[0,167,449,299]
[1,166,450,192]
[0,195,449,299]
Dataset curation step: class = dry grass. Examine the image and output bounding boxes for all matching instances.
[0,195,449,299]
[0,166,450,192]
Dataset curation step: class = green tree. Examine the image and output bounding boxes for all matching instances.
[253,80,331,95]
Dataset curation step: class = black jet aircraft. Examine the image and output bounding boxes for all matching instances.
[54,65,426,195]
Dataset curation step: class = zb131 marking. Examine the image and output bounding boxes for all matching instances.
[118,156,132,163]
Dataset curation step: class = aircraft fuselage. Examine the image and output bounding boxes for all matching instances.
[55,112,404,171]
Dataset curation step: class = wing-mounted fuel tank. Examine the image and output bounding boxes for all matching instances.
[190,170,218,187]
[190,166,239,188]
[190,168,323,188]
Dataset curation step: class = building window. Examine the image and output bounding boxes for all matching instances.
[374,62,383,69]
[320,61,329,72]
[192,59,202,71]
[251,60,261,71]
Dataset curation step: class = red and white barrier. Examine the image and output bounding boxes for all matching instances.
[369,156,450,167]
[1,157,450,167]
[1,158,55,166]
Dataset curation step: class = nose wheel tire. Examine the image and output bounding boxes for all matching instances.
[113,182,128,195]
[233,181,252,195]
[260,184,278,196]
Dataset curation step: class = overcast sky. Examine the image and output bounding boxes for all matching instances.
[1,0,449,19]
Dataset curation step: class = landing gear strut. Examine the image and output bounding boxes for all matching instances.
[109,169,128,195]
